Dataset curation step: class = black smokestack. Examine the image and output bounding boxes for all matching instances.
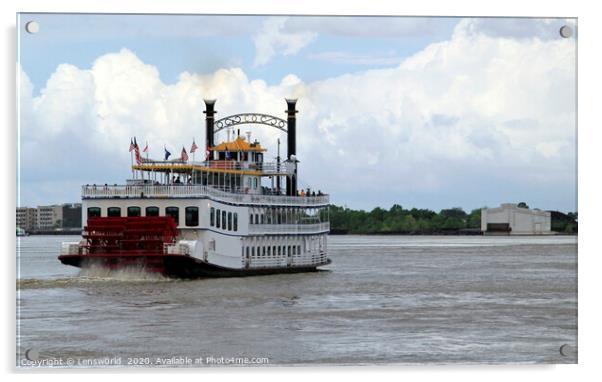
[286,99,297,159]
[204,99,216,159]
[286,99,298,196]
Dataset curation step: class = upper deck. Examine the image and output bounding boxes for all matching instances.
[132,159,295,177]
[82,184,329,207]
[117,99,325,206]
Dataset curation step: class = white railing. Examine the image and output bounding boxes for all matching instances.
[248,222,330,234]
[82,185,329,206]
[138,160,294,175]
[60,242,80,256]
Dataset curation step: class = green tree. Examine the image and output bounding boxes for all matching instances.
[443,217,465,230]
[400,215,417,233]
[440,207,467,220]
[467,208,482,229]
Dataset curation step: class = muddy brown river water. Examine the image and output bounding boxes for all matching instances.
[16,235,577,367]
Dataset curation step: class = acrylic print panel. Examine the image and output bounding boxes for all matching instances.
[16,14,577,367]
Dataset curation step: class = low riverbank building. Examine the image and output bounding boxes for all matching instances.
[481,203,552,235]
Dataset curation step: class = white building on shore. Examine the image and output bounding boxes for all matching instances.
[16,203,82,232]
[481,203,553,235]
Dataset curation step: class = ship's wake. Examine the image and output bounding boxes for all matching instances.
[78,264,172,281]
[18,265,176,290]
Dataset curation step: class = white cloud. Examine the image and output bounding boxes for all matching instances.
[253,17,317,66]
[453,18,577,40]
[19,23,576,210]
[308,51,404,66]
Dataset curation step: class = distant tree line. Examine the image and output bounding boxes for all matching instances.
[329,204,577,234]
[551,211,578,234]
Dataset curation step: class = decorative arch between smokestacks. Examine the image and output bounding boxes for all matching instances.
[204,99,298,196]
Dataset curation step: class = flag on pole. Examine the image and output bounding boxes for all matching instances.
[129,138,135,152]
[190,139,198,153]
[143,141,148,153]
[133,137,142,165]
[164,146,171,161]
[205,148,211,161]
[181,146,189,162]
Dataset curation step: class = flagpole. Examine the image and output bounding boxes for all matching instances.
[192,148,195,184]
[129,138,134,179]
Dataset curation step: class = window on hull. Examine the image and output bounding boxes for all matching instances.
[127,207,141,217]
[165,207,179,225]
[210,207,215,227]
[146,206,159,216]
[107,207,121,217]
[87,207,101,218]
[185,207,199,227]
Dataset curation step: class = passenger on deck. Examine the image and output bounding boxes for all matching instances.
[300,189,305,197]
[175,176,181,184]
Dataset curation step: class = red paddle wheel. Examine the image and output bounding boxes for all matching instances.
[58,216,179,273]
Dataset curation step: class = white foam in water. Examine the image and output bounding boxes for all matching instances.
[77,264,173,282]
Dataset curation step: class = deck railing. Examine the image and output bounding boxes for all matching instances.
[82,184,329,206]
[138,160,294,175]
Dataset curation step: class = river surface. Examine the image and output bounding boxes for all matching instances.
[16,235,577,367]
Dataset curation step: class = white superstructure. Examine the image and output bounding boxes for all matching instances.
[64,99,331,276]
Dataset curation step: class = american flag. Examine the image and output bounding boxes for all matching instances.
[134,137,141,165]
[143,141,148,153]
[190,140,198,153]
[129,139,135,152]
[205,148,211,161]
[181,147,189,162]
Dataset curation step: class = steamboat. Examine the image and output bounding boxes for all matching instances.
[58,99,330,278]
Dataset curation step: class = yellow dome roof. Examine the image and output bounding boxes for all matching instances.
[211,136,266,152]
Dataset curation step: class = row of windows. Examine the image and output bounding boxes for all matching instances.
[249,207,328,225]
[87,206,199,226]
[209,207,238,232]
[244,245,302,259]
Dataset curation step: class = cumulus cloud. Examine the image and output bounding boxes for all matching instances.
[19,21,576,210]
[454,18,577,40]
[308,51,404,66]
[253,17,317,66]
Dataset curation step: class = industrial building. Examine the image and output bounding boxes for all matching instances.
[37,205,63,229]
[16,207,38,231]
[61,203,83,228]
[481,203,552,235]
[16,203,82,233]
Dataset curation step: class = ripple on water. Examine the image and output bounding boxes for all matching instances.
[16,235,577,366]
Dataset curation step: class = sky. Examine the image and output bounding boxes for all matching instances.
[17,14,577,213]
